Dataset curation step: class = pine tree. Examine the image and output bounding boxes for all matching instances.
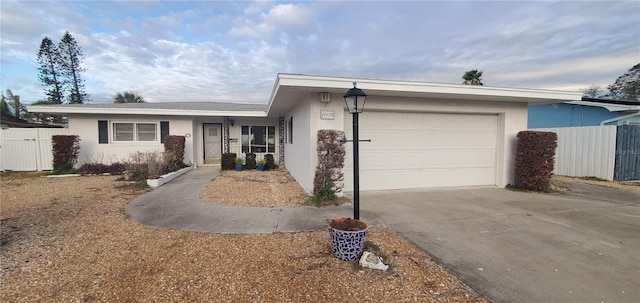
[59,32,89,104]
[37,37,64,104]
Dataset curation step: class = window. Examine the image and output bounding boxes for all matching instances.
[113,122,158,142]
[242,125,276,153]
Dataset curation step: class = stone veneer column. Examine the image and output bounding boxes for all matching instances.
[223,116,230,153]
[279,116,285,165]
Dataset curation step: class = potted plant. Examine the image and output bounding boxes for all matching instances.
[234,157,244,171]
[256,158,266,171]
[327,217,368,261]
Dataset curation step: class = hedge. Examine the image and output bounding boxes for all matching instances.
[514,131,557,191]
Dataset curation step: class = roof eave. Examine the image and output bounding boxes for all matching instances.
[566,101,640,112]
[27,106,268,117]
[267,74,583,116]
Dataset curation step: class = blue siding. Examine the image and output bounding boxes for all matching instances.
[528,103,622,128]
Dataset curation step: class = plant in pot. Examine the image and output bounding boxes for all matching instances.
[256,158,266,171]
[328,217,368,261]
[234,157,244,171]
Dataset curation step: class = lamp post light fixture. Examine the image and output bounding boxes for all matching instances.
[343,82,367,220]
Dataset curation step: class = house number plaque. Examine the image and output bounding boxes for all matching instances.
[320,109,335,120]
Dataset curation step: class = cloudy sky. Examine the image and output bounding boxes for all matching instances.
[1,0,639,104]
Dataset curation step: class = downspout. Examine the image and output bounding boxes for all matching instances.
[600,111,640,126]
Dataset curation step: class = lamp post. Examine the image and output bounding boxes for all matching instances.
[343,82,367,220]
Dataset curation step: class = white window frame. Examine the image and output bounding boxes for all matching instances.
[112,121,159,142]
[241,125,276,153]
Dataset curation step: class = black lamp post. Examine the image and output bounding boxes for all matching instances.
[343,82,367,220]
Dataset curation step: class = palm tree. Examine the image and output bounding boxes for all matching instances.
[462,69,484,86]
[114,91,145,103]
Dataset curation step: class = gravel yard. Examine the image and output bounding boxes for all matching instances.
[1,172,486,302]
[199,169,310,208]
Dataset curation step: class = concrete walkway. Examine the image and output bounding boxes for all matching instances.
[125,166,379,233]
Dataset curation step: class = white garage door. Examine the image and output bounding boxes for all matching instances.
[344,111,497,191]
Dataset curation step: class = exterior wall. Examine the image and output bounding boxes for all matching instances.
[528,103,620,128]
[283,94,314,192]
[67,114,194,165]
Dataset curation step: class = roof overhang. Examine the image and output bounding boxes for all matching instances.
[26,105,268,117]
[266,74,584,116]
[566,100,640,112]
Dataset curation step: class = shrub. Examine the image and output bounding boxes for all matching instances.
[245,153,256,169]
[514,131,558,191]
[264,154,275,170]
[78,162,126,175]
[51,135,81,174]
[313,129,346,200]
[164,135,185,169]
[222,153,236,170]
[123,151,170,180]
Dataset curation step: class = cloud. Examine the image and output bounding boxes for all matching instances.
[1,0,638,104]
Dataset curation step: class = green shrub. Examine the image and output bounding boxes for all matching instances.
[264,154,275,170]
[51,135,81,174]
[245,153,256,169]
[79,162,126,175]
[514,131,557,191]
[222,153,236,170]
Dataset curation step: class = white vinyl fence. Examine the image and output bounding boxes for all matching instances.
[535,126,617,180]
[0,128,70,171]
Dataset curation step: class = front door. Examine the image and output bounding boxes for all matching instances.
[203,123,222,164]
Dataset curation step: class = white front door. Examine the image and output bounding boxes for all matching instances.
[203,123,221,164]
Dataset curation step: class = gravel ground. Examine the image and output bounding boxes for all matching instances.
[1,172,486,302]
[199,169,310,208]
[552,175,640,195]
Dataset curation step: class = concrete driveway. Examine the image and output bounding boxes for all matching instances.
[359,183,640,303]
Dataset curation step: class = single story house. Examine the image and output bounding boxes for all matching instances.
[528,97,640,128]
[28,74,582,192]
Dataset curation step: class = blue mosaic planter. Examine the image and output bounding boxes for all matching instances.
[328,218,369,261]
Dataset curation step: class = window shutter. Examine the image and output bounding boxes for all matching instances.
[98,120,108,144]
[160,121,169,143]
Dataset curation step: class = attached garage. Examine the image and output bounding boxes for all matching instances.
[344,111,498,191]
[266,74,584,193]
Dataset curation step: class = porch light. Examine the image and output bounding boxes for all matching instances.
[343,82,367,114]
[343,82,367,220]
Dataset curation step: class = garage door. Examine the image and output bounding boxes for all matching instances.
[343,111,497,191]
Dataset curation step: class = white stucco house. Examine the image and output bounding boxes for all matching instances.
[28,74,582,193]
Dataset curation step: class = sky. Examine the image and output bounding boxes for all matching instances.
[1,0,639,104]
